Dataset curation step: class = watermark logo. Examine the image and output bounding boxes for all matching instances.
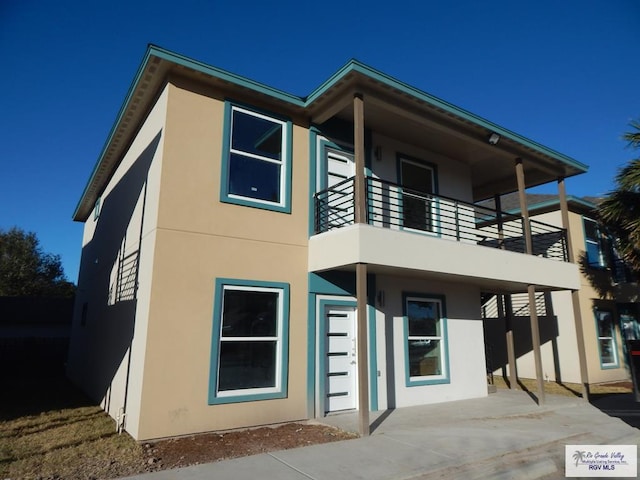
[565,445,637,477]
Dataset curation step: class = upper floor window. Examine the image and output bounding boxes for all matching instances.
[398,156,437,234]
[583,217,605,267]
[93,196,101,221]
[220,103,292,213]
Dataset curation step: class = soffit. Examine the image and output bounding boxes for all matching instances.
[308,70,586,202]
[75,49,588,220]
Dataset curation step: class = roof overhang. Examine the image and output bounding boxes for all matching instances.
[73,46,588,221]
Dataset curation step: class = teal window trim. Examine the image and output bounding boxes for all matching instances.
[395,154,440,237]
[208,278,290,404]
[582,216,606,268]
[367,274,378,412]
[93,196,101,220]
[593,306,620,369]
[306,291,317,417]
[402,292,450,386]
[220,100,292,213]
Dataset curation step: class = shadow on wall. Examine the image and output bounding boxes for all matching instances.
[67,131,162,410]
[578,252,616,299]
[483,312,559,381]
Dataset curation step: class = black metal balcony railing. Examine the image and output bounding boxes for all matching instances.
[314,176,569,262]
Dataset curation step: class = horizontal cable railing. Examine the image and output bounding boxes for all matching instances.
[314,176,568,262]
[314,177,355,233]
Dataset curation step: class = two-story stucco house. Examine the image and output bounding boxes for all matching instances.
[67,45,587,441]
[483,194,639,390]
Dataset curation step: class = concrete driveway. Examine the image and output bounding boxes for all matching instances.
[120,389,640,480]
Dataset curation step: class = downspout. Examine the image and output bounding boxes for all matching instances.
[120,177,149,433]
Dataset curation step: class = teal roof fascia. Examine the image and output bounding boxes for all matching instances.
[308,60,587,173]
[504,195,597,215]
[148,45,306,107]
[75,47,589,220]
[72,46,157,220]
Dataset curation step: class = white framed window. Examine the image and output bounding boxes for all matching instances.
[209,279,289,404]
[403,293,449,386]
[398,155,438,234]
[93,196,101,220]
[220,103,292,213]
[594,307,619,368]
[583,217,605,267]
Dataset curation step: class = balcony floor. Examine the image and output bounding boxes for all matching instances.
[309,224,580,293]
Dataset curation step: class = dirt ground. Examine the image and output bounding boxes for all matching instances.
[141,422,357,473]
[0,376,357,480]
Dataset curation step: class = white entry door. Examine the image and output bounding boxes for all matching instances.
[324,305,358,413]
[323,148,356,230]
[326,148,355,187]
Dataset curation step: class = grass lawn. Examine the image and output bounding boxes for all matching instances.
[2,373,634,479]
[0,376,145,480]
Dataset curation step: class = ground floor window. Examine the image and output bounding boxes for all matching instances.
[209,279,289,404]
[403,293,449,385]
[594,307,618,368]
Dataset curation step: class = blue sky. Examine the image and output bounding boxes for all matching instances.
[1,1,638,283]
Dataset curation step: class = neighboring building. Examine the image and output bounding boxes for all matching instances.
[67,45,587,441]
[483,194,639,387]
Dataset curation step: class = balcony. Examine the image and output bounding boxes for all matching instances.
[309,177,578,292]
[314,177,568,261]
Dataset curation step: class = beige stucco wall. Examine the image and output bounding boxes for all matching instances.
[567,210,629,384]
[134,80,311,439]
[374,275,487,410]
[370,132,473,202]
[67,85,168,437]
[511,208,631,385]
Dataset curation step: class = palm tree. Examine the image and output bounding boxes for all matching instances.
[597,120,640,274]
[572,450,586,467]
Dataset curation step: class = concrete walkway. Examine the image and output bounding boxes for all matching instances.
[120,390,640,480]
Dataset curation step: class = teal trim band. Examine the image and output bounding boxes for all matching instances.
[367,273,378,412]
[505,195,598,216]
[75,48,587,222]
[208,278,290,405]
[219,100,292,214]
[309,271,355,296]
[306,60,588,172]
[72,46,157,220]
[149,45,305,106]
[308,127,319,237]
[402,292,450,387]
[306,289,316,418]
